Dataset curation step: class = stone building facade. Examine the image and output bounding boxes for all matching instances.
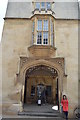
[1,0,79,118]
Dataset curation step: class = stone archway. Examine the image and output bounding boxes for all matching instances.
[18,57,67,111]
[24,65,59,105]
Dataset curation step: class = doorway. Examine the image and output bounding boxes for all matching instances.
[37,84,46,104]
[24,65,59,106]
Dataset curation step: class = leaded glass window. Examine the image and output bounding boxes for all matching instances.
[43,32,48,45]
[37,19,49,45]
[32,17,54,46]
[37,32,42,44]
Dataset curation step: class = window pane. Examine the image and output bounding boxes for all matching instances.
[51,20,53,46]
[32,21,35,32]
[36,2,40,9]
[43,32,48,45]
[51,20,53,33]
[37,20,42,31]
[51,34,53,46]
[37,32,42,44]
[46,2,51,9]
[41,2,45,9]
[32,34,34,44]
[43,20,48,31]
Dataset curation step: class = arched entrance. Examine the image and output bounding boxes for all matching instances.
[19,58,65,111]
[24,65,59,106]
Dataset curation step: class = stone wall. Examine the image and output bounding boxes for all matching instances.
[1,18,78,117]
[54,20,78,116]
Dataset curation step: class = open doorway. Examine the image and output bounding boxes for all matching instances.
[24,65,59,106]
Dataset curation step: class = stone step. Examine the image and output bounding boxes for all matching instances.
[2,117,78,120]
[18,111,62,118]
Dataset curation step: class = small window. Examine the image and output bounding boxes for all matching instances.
[46,2,51,9]
[37,32,42,44]
[37,20,42,31]
[31,86,35,96]
[36,2,40,9]
[41,2,45,9]
[43,32,48,45]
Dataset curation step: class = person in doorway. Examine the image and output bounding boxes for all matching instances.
[61,95,68,120]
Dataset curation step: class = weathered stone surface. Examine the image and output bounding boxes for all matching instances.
[1,16,78,118]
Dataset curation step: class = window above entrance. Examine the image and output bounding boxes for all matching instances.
[32,16,54,46]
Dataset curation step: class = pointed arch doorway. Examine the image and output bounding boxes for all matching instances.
[24,65,59,106]
[19,58,66,111]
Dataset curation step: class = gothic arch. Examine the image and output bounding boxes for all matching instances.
[19,59,64,84]
[18,58,66,108]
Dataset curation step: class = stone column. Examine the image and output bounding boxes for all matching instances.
[19,85,24,112]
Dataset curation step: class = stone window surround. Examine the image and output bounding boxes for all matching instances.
[32,16,54,46]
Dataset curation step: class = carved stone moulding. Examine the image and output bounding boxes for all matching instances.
[28,45,56,58]
[20,57,65,73]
